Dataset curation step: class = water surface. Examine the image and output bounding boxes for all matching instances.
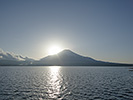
[0,66,133,100]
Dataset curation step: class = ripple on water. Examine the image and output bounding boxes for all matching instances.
[0,67,133,100]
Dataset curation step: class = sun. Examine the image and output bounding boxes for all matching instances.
[48,45,62,55]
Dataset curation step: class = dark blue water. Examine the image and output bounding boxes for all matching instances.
[0,66,133,100]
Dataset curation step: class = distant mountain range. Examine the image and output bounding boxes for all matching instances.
[0,49,132,66]
[0,48,34,66]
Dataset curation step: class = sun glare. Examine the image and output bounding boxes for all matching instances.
[48,45,62,55]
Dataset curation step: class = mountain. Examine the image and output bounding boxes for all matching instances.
[33,49,132,66]
[0,49,132,66]
[0,48,34,65]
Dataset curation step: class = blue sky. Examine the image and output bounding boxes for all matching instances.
[0,0,133,63]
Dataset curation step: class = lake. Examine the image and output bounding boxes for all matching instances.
[0,66,133,100]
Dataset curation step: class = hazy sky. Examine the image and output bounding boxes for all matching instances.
[0,0,133,63]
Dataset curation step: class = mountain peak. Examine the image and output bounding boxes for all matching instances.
[39,49,98,65]
[59,49,75,54]
[57,49,81,57]
[60,49,72,52]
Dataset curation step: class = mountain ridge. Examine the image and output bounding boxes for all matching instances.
[0,48,34,65]
[34,49,132,66]
[0,49,132,66]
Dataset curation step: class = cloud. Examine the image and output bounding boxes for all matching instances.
[0,48,33,61]
[0,56,3,59]
[0,48,6,55]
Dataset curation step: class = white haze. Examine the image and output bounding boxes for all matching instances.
[0,48,33,61]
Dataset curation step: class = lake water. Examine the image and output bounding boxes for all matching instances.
[0,66,133,100]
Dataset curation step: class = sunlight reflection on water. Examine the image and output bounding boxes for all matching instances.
[47,66,62,99]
